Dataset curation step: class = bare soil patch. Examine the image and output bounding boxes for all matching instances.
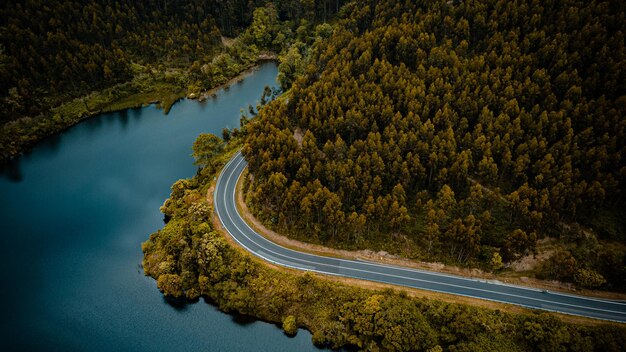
[508,237,557,272]
[293,127,303,146]
[220,36,235,47]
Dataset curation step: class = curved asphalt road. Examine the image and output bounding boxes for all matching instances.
[215,152,626,323]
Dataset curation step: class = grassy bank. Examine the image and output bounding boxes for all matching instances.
[142,135,626,352]
[0,58,270,162]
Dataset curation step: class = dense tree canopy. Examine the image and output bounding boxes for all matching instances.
[193,133,224,169]
[0,0,348,160]
[244,0,626,288]
[0,0,347,123]
[0,0,224,121]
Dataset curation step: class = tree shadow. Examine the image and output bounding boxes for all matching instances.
[231,313,257,326]
[200,296,257,326]
[130,106,144,121]
[118,109,130,130]
[36,131,63,160]
[0,158,23,182]
[162,295,190,312]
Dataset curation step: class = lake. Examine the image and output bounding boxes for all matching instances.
[0,62,320,351]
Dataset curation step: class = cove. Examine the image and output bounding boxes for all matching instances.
[0,62,319,351]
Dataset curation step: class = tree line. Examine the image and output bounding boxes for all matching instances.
[0,0,347,126]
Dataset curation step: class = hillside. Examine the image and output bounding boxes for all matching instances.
[243,0,626,290]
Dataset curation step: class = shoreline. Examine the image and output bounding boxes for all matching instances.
[0,57,278,164]
[196,58,278,101]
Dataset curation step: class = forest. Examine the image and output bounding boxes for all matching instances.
[142,131,626,351]
[0,0,346,160]
[242,0,626,290]
[5,0,626,348]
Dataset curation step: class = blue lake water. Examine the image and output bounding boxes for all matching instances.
[0,62,319,351]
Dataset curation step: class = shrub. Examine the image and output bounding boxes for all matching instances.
[282,315,298,336]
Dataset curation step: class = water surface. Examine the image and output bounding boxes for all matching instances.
[0,62,318,351]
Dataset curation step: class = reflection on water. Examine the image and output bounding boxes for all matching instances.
[232,312,261,327]
[118,109,130,129]
[130,106,144,121]
[163,296,192,312]
[32,131,63,162]
[0,158,23,182]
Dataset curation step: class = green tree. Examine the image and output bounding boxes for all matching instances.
[282,315,298,336]
[157,274,183,298]
[491,251,504,271]
[278,42,306,91]
[539,251,578,281]
[574,268,606,288]
[503,229,537,261]
[242,4,280,51]
[192,133,223,169]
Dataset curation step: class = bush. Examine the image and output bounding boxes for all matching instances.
[574,268,607,288]
[282,315,298,336]
[537,251,578,281]
[157,274,183,298]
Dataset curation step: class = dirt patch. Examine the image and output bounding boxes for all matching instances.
[258,52,277,60]
[293,127,303,146]
[221,36,235,47]
[507,250,553,271]
[508,237,557,271]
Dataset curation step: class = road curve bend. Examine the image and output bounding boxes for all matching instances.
[214,151,626,323]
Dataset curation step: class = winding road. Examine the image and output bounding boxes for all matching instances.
[214,151,626,323]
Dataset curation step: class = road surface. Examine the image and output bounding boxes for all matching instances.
[214,151,626,323]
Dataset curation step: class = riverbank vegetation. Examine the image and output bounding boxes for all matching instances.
[143,132,626,351]
[0,0,346,161]
[242,0,626,291]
